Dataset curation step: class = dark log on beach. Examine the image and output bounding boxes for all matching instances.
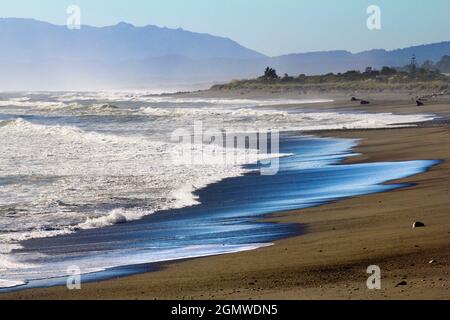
[395,281,408,287]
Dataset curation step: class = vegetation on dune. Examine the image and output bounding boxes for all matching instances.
[435,56,450,73]
[211,56,450,92]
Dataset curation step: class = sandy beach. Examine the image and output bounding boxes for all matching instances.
[2,96,450,300]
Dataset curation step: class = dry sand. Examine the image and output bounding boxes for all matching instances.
[2,97,450,300]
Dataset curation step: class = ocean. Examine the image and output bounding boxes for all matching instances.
[0,91,438,289]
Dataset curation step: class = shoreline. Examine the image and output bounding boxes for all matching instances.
[2,97,450,300]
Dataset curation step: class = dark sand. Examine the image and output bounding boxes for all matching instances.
[2,97,450,300]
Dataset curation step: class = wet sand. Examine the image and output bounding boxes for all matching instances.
[2,97,450,300]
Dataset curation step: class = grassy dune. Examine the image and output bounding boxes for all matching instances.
[211,69,450,94]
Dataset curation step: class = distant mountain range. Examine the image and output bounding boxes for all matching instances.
[1,18,449,90]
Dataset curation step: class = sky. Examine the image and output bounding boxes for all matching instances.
[1,0,449,56]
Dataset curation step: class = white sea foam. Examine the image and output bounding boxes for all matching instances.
[171,184,201,207]
[140,106,435,132]
[0,93,434,132]
[0,243,35,288]
[0,280,27,288]
[50,91,332,106]
[0,99,67,109]
[79,208,147,229]
[2,242,273,287]
[0,243,273,289]
[0,118,270,253]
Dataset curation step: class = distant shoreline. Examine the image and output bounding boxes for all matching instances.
[175,68,450,100]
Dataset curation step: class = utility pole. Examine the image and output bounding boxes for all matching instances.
[410,54,417,74]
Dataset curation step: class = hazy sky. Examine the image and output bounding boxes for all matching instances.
[1,0,449,56]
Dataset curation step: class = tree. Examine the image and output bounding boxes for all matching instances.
[263,67,279,80]
[380,66,397,76]
[281,73,294,82]
[421,60,436,71]
[342,70,361,81]
[435,55,450,73]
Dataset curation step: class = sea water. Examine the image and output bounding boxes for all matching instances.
[0,92,438,289]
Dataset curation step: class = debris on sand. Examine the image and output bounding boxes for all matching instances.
[412,221,425,228]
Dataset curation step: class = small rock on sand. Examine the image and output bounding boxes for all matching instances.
[412,221,425,228]
[395,281,407,287]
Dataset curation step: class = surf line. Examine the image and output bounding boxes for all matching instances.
[171,120,281,176]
